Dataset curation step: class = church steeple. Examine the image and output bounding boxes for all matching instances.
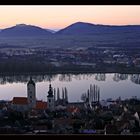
[27,76,35,86]
[47,84,53,97]
[27,77,36,109]
[47,83,55,110]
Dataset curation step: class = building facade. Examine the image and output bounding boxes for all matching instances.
[27,77,36,109]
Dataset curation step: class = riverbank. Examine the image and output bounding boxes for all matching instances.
[0,69,140,76]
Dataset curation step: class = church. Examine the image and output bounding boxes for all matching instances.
[11,77,47,112]
[10,77,69,112]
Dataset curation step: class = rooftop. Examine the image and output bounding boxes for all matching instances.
[12,97,28,105]
[36,101,47,110]
[12,97,47,110]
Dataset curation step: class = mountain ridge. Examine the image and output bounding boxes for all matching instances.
[0,24,53,37]
[0,22,140,49]
[56,22,140,35]
[0,22,140,37]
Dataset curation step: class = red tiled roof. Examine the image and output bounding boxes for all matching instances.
[12,97,47,110]
[35,101,47,110]
[12,97,28,105]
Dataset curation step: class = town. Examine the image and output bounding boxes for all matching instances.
[0,77,140,134]
[0,46,140,73]
[0,5,140,136]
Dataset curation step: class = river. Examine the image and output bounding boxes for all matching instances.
[0,73,140,102]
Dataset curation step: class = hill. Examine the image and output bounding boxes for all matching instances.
[0,22,140,48]
[56,22,140,35]
[0,24,52,37]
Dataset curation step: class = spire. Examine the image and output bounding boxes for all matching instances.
[49,84,51,89]
[64,87,68,102]
[27,76,35,86]
[47,84,53,97]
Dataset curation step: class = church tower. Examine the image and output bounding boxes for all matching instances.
[47,84,54,111]
[27,77,36,109]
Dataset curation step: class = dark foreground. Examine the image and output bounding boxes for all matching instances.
[0,98,140,135]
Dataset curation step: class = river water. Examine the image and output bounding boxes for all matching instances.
[0,73,140,102]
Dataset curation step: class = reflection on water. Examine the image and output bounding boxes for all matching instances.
[130,74,140,85]
[0,73,140,102]
[0,73,140,85]
[95,74,106,81]
[59,74,72,82]
[113,74,128,82]
[0,74,57,85]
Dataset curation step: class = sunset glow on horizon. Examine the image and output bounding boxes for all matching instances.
[0,5,140,30]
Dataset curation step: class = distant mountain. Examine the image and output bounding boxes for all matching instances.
[0,22,140,49]
[1,22,140,37]
[56,22,140,35]
[0,24,52,37]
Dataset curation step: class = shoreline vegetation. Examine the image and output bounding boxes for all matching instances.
[0,69,140,76]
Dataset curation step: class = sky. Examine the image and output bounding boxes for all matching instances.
[0,5,140,30]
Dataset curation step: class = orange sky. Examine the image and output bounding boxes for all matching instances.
[0,5,140,30]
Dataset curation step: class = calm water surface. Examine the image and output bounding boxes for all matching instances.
[0,73,140,102]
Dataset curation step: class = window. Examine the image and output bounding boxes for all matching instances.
[30,96,32,99]
[49,99,51,102]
